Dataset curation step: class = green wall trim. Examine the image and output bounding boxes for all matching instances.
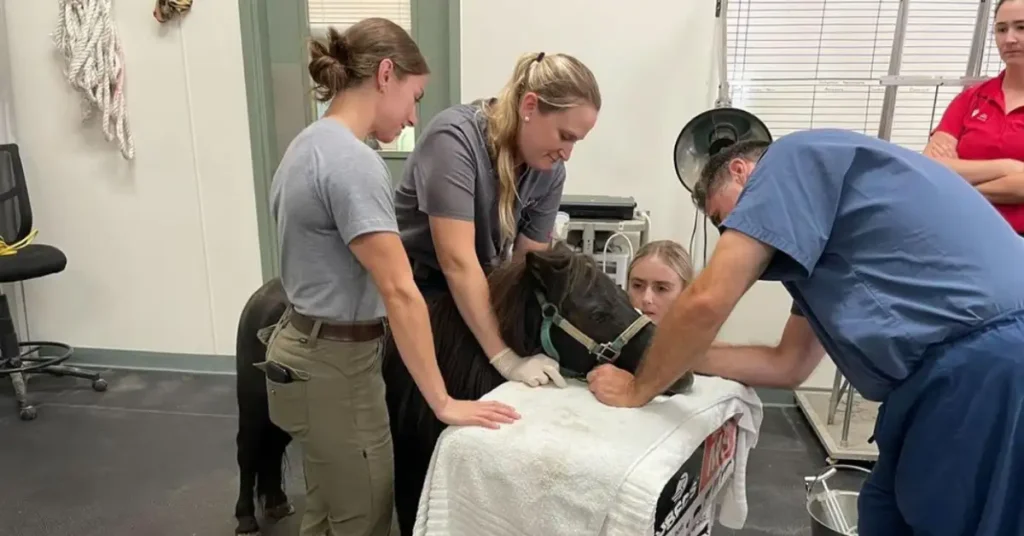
[448,0,461,106]
[68,348,235,375]
[413,0,460,135]
[238,0,280,282]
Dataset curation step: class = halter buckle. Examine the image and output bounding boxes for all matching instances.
[540,302,559,319]
[594,342,621,364]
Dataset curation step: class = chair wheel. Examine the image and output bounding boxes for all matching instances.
[19,406,37,421]
[92,379,108,392]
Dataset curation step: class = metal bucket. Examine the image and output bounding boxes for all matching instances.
[804,464,871,536]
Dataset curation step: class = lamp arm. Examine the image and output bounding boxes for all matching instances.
[715,0,732,108]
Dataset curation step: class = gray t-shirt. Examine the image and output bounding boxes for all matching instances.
[270,118,398,323]
[394,100,565,274]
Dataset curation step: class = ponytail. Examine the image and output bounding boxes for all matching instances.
[482,52,601,245]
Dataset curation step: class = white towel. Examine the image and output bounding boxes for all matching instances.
[412,374,763,536]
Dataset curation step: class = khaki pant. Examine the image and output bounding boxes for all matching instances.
[259,309,399,536]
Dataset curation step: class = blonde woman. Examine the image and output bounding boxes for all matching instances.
[626,240,695,324]
[394,51,601,388]
[626,240,824,390]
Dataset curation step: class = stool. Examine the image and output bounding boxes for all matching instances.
[0,143,106,421]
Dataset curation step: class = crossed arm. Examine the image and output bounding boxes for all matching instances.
[923,132,1024,203]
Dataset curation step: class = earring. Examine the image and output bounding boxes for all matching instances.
[524,116,530,122]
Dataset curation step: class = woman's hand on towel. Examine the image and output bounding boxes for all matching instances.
[434,397,522,429]
[587,364,645,408]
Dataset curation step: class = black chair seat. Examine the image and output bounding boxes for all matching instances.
[0,243,67,283]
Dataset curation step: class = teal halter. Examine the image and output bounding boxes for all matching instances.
[534,290,652,367]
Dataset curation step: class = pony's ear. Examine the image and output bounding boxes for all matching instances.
[526,248,571,292]
[525,250,547,288]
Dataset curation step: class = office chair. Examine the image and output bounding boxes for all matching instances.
[0,143,106,421]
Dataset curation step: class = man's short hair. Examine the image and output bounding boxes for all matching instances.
[691,139,771,211]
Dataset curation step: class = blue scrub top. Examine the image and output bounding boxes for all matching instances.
[722,129,1024,402]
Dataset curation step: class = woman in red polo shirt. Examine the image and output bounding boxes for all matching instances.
[924,0,1024,234]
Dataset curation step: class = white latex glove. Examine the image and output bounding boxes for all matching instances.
[489,348,568,388]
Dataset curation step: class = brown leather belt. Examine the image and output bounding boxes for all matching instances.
[289,311,385,342]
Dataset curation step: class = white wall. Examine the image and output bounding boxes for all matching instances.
[4,1,262,356]
[461,0,837,389]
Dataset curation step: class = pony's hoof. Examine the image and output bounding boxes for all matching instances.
[265,501,295,521]
[235,515,260,536]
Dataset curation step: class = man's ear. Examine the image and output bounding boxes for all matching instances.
[727,157,745,181]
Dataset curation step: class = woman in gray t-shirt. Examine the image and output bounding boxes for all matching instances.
[263,19,519,536]
[394,51,602,388]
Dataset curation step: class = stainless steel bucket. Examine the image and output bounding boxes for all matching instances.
[804,464,871,536]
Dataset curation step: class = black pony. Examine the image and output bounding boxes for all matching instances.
[233,243,694,536]
[232,279,295,535]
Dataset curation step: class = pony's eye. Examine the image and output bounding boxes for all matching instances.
[590,308,614,323]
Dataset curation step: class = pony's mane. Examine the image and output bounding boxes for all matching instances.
[415,245,606,400]
[488,244,606,352]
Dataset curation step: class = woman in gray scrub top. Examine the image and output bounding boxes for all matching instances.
[264,19,519,536]
[393,52,602,388]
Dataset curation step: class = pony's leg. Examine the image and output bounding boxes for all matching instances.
[393,432,428,536]
[234,420,261,536]
[258,424,295,520]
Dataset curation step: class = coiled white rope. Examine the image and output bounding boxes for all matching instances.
[53,0,134,160]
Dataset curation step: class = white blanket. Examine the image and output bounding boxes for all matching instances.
[412,375,763,536]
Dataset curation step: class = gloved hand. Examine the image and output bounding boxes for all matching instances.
[489,348,568,388]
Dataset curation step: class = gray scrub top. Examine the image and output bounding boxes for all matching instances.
[394,99,566,275]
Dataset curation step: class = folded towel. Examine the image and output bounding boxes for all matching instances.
[412,375,763,536]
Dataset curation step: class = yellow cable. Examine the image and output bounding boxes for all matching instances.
[0,228,38,256]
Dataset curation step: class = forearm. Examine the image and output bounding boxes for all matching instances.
[932,157,1012,185]
[698,342,802,389]
[632,290,728,401]
[442,261,508,358]
[976,173,1024,204]
[381,286,450,412]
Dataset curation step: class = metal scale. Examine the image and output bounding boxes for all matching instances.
[673,0,999,464]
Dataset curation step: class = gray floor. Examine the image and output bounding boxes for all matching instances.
[0,368,865,536]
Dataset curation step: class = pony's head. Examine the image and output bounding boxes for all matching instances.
[489,242,673,384]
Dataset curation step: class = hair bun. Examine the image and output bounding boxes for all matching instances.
[328,31,350,66]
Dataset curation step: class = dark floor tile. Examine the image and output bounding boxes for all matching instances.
[753,407,829,460]
[0,370,847,536]
[0,401,303,536]
[0,368,238,418]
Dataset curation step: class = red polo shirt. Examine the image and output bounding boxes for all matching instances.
[934,71,1024,232]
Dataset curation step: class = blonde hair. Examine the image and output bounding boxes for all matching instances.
[482,52,601,243]
[628,240,695,287]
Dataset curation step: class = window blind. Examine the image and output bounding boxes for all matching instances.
[728,0,898,136]
[307,0,412,36]
[887,0,990,150]
[728,0,1002,152]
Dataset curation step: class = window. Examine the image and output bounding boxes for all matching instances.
[307,0,416,152]
[728,0,1004,153]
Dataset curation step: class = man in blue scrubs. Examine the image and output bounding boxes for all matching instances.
[587,129,1024,535]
